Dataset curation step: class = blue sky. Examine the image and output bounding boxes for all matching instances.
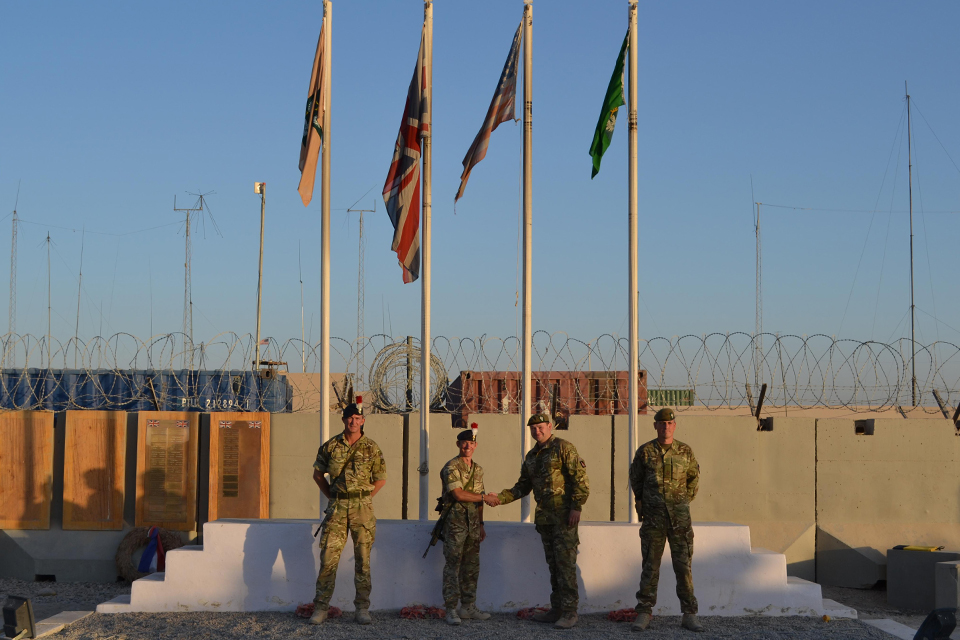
[1,0,958,355]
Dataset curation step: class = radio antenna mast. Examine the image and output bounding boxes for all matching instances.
[347,196,376,393]
[174,191,219,369]
[9,180,20,337]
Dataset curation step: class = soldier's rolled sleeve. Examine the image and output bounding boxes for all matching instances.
[498,463,532,505]
[686,450,699,501]
[441,466,463,496]
[629,452,643,496]
[564,444,589,510]
[371,446,387,483]
[313,446,329,474]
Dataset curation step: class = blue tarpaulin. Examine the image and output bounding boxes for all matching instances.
[0,369,291,412]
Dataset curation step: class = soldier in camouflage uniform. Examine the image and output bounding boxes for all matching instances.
[309,400,386,626]
[486,413,589,630]
[439,426,491,626]
[629,407,703,633]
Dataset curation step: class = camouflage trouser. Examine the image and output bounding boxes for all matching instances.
[535,522,580,614]
[635,510,697,615]
[314,497,376,610]
[442,506,482,609]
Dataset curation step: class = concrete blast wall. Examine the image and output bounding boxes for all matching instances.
[4,412,958,586]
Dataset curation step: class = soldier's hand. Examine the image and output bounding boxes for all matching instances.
[482,493,500,507]
[479,524,486,542]
[567,509,581,527]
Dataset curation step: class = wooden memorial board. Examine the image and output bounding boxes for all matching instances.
[136,411,199,530]
[208,412,270,520]
[63,411,127,530]
[0,411,54,529]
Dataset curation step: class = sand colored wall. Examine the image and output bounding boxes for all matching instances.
[816,418,960,586]
[269,413,405,520]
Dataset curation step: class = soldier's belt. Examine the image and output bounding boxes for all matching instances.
[332,490,372,499]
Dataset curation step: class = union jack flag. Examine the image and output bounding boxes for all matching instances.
[248,421,262,429]
[219,421,233,429]
[147,420,160,428]
[455,19,523,203]
[176,420,189,428]
[383,26,427,284]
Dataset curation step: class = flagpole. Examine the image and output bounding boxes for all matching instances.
[626,0,639,524]
[520,0,533,524]
[319,0,333,516]
[255,183,265,375]
[419,0,433,521]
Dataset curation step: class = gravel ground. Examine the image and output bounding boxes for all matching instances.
[0,577,130,622]
[40,611,890,640]
[822,585,959,636]
[0,578,926,639]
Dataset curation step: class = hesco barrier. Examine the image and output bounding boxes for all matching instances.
[0,369,290,412]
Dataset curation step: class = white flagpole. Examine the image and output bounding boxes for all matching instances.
[419,0,433,521]
[627,0,639,524]
[319,0,333,515]
[520,0,533,524]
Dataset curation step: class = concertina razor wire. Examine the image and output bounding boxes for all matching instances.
[0,331,956,414]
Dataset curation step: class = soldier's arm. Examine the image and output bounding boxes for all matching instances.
[629,449,643,515]
[563,442,589,511]
[313,446,332,499]
[370,445,387,497]
[497,460,533,505]
[686,449,700,502]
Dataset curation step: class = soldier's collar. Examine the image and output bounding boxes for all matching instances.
[533,435,556,450]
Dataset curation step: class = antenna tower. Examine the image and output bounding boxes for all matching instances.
[347,198,375,393]
[754,201,763,387]
[46,232,51,367]
[9,182,20,336]
[174,191,219,369]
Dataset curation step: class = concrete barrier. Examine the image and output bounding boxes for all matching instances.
[816,419,960,587]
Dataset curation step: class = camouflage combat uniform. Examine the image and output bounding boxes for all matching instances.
[498,436,589,614]
[313,432,386,611]
[629,438,699,615]
[439,456,485,610]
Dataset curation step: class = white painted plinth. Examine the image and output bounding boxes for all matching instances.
[98,520,824,616]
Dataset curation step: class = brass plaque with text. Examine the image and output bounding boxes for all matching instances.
[136,412,198,530]
[208,412,270,520]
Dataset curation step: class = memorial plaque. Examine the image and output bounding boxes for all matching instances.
[0,411,54,530]
[63,411,126,530]
[208,412,270,520]
[136,412,199,530]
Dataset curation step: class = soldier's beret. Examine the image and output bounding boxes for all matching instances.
[527,413,551,426]
[654,408,675,422]
[342,403,363,418]
[457,429,477,442]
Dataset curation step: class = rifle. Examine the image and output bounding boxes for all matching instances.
[423,499,455,558]
[314,506,333,538]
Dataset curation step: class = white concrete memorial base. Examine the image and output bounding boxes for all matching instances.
[98,520,826,616]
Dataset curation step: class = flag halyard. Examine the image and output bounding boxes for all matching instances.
[383,27,428,284]
[455,19,523,203]
[298,24,325,206]
[589,30,629,179]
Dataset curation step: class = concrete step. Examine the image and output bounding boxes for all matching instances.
[98,520,824,616]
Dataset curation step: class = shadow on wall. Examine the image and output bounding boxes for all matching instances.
[241,522,316,609]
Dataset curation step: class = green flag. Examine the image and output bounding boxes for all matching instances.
[589,31,629,178]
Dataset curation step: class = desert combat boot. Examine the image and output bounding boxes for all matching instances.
[631,612,652,631]
[445,609,462,626]
[532,608,562,623]
[308,608,328,625]
[458,603,490,620]
[355,608,372,625]
[681,613,704,632]
[554,612,579,629]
